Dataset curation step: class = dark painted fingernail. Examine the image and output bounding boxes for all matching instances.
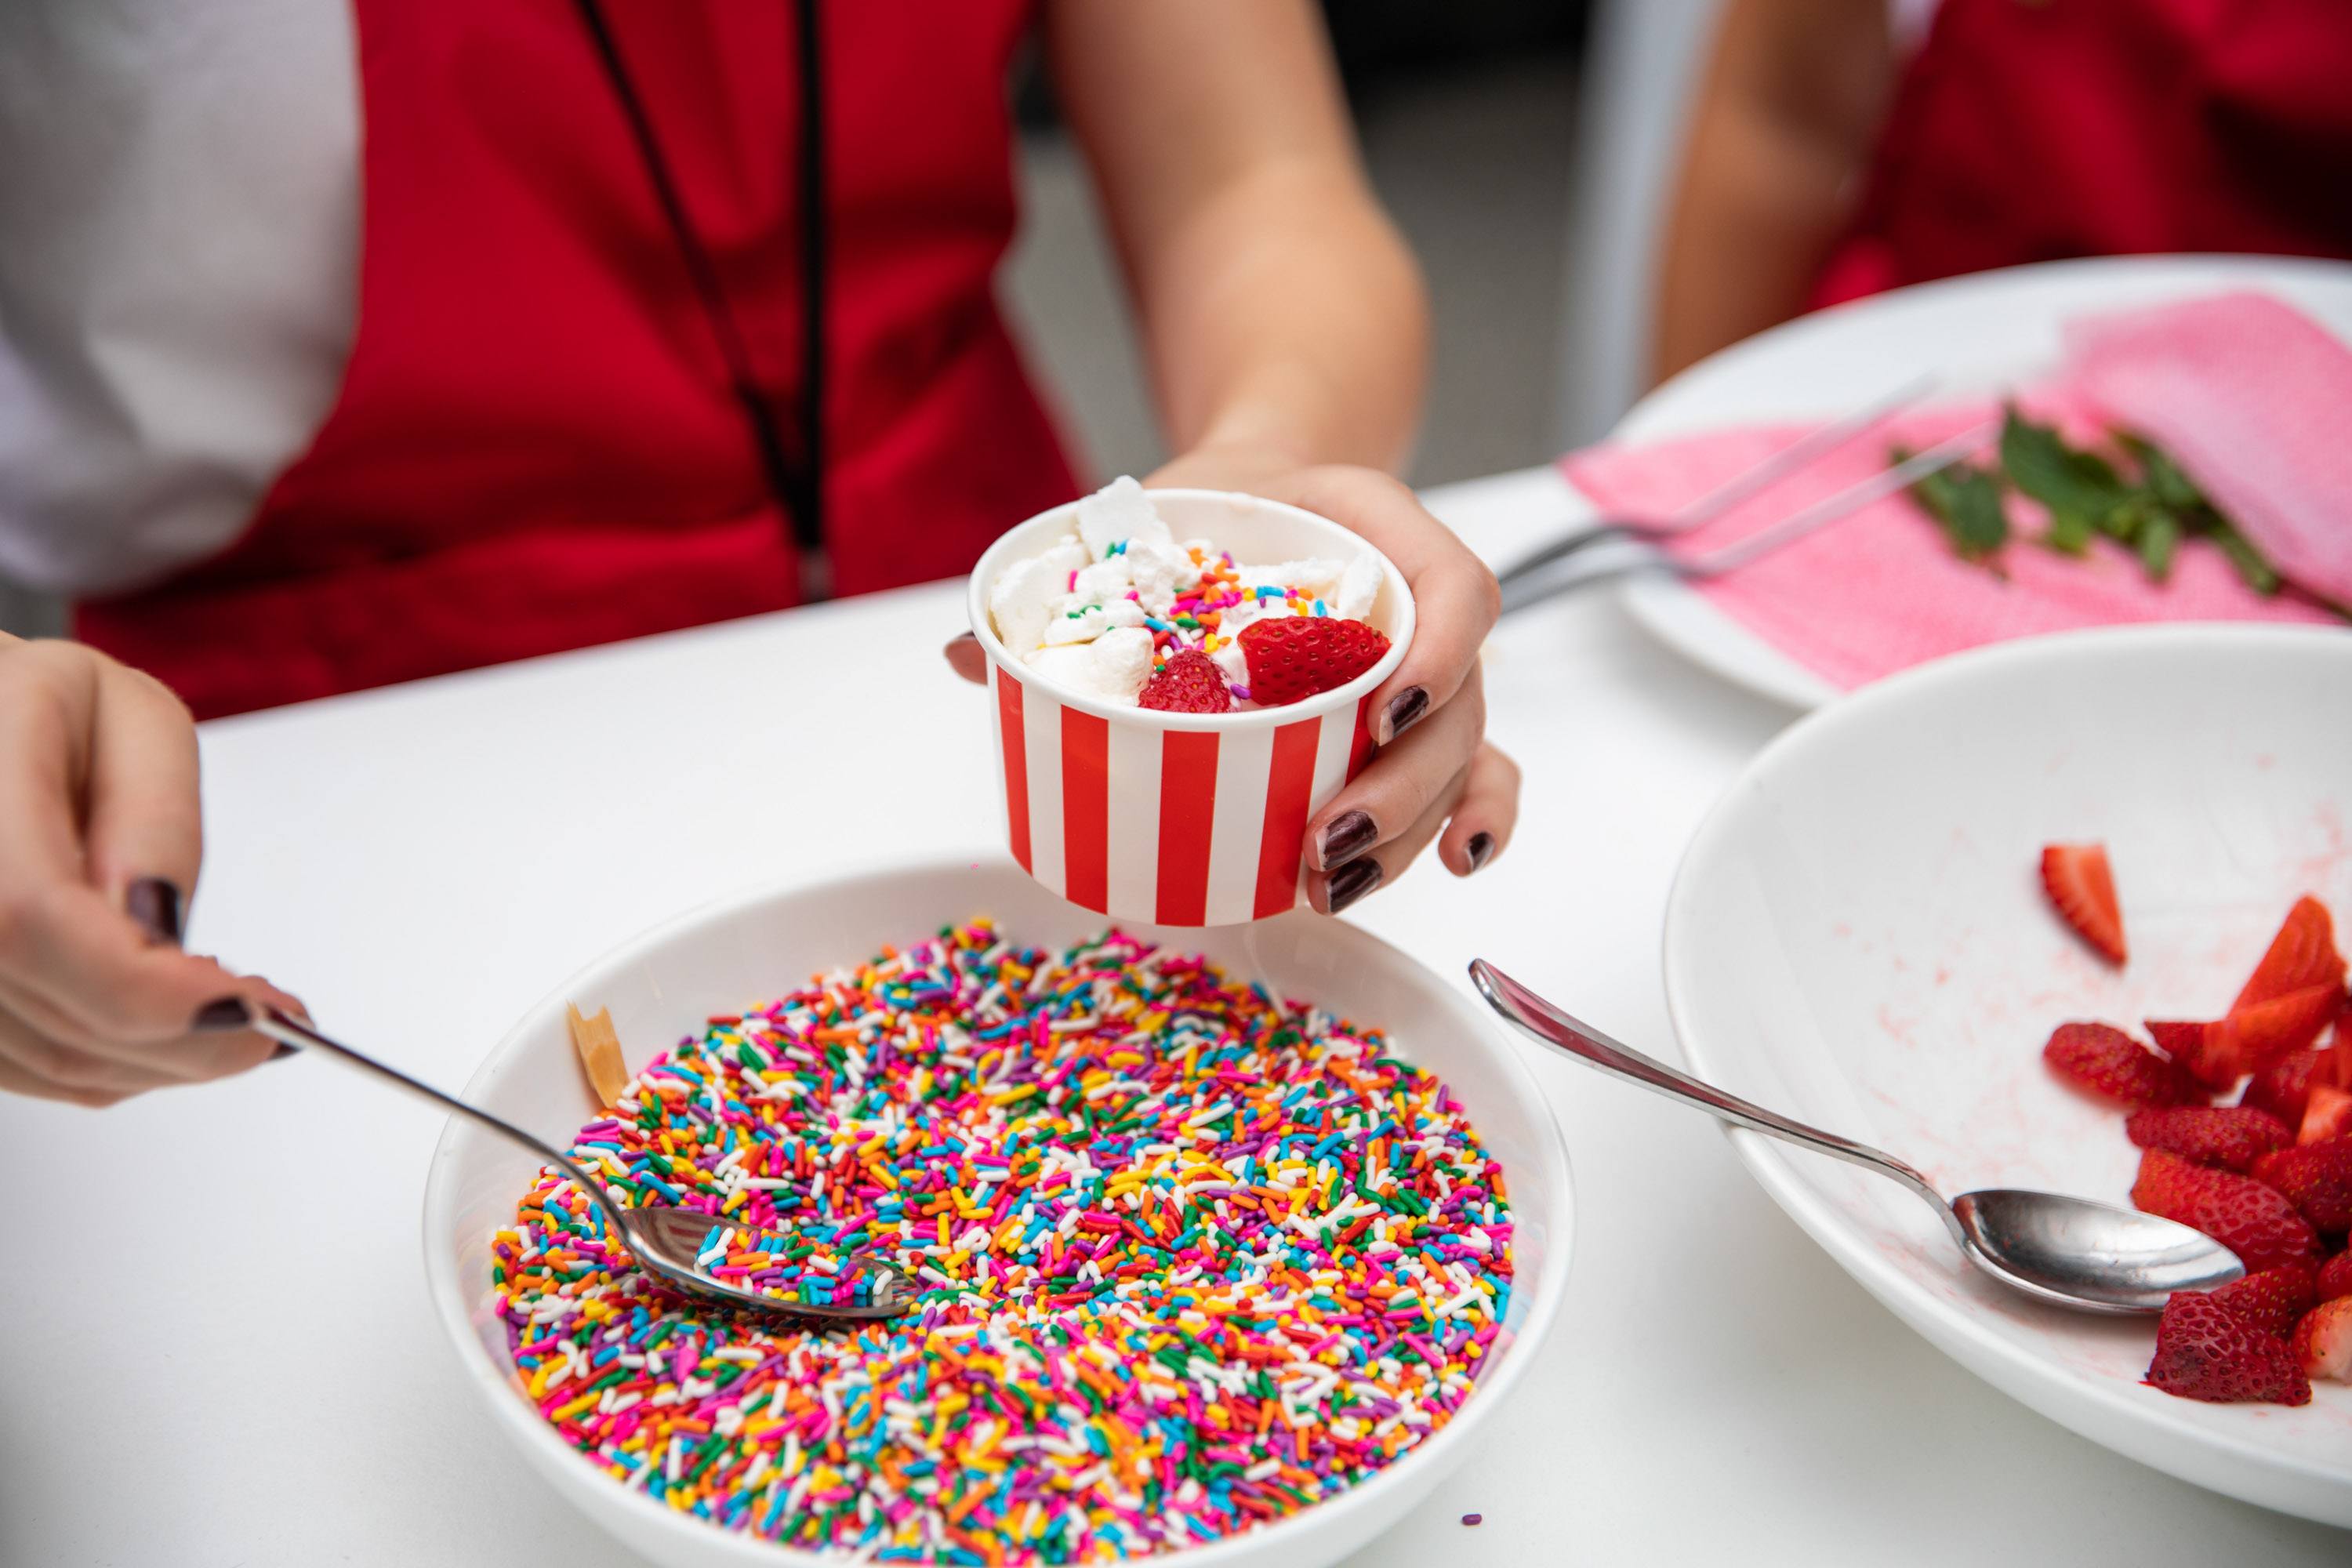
[127,877,184,946]
[270,1042,299,1060]
[1326,857,1385,914]
[1466,832,1497,872]
[1319,810,1377,870]
[191,996,252,1032]
[1383,687,1429,742]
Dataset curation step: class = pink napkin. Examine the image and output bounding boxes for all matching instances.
[2068,292,2352,611]
[1561,295,2347,694]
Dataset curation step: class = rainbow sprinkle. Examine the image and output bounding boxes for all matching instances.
[495,921,1513,1561]
[1143,546,1331,678]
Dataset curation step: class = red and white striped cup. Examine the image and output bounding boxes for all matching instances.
[968,489,1414,927]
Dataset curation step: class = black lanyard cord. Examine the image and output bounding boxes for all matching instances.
[571,0,829,581]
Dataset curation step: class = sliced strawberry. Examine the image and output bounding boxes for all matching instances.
[1236,616,1390,707]
[2209,1261,2318,1339]
[1138,649,1233,714]
[2144,1291,2310,1404]
[2040,844,2126,964]
[2252,1137,2352,1234]
[2154,985,2341,1090]
[2288,1297,2352,1382]
[2125,1105,2293,1172]
[2232,895,2347,1014]
[2043,1022,2204,1108]
[2132,1148,2321,1270]
[2241,1047,2331,1127]
[2319,1251,2352,1302]
[2302,1083,2352,1146]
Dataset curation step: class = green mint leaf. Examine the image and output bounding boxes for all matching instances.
[2136,510,2181,583]
[1999,404,2130,543]
[1893,445,2009,563]
[2209,521,2282,595]
[2041,508,2095,556]
[2118,432,2207,512]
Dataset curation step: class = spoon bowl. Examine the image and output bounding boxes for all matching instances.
[1468,960,2245,1315]
[251,1007,916,1323]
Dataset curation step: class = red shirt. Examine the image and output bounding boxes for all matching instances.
[78,1,1080,718]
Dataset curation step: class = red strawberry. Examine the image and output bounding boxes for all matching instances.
[2319,1251,2352,1302]
[2252,1137,2352,1234]
[2155,986,2341,1089]
[2209,1261,2318,1339]
[2232,895,2347,1014]
[1236,615,1390,707]
[2289,1297,2352,1382]
[2040,844,2126,964]
[2124,1105,2293,1172]
[2303,1083,2352,1146]
[2241,1047,2331,1127]
[2132,1149,2321,1271]
[2144,1291,2310,1404]
[1138,649,1232,714]
[2043,1022,2204,1108]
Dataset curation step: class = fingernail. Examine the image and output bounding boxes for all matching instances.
[191,996,252,1032]
[270,1042,299,1060]
[1326,858,1385,914]
[1318,810,1377,870]
[127,877,184,946]
[1466,832,1497,872]
[1382,687,1429,742]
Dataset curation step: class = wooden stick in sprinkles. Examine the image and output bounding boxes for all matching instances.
[494,920,1514,1561]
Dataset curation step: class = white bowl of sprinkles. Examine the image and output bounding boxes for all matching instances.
[421,855,1573,1566]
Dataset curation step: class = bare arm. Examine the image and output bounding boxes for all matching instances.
[1653,0,1895,383]
[1042,0,1426,473]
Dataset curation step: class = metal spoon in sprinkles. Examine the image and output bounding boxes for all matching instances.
[246,1006,916,1322]
[1469,963,2247,1315]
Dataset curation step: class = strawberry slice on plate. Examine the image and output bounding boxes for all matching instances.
[2290,1297,2352,1382]
[2209,1261,2319,1339]
[2303,1083,2352,1147]
[2043,1022,2204,1108]
[2233,895,2347,1013]
[2145,1290,2310,1405]
[2241,1047,2332,1127]
[2153,985,2341,1090]
[2040,843,2126,964]
[2252,1137,2352,1235]
[2132,1148,2320,1271]
[2125,1105,2293,1173]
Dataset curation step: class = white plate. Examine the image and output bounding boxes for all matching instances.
[420,858,1574,1567]
[1663,624,2352,1526]
[1614,254,2352,710]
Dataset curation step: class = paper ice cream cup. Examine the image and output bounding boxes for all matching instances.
[968,488,1414,927]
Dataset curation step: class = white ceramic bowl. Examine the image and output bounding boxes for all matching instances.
[422,858,1573,1566]
[1663,623,2352,1526]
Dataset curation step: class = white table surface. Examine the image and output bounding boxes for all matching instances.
[3,465,2345,1567]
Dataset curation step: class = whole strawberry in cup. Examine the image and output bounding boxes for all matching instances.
[969,479,1413,925]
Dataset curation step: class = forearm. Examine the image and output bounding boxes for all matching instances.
[1653,98,1860,381]
[1653,0,1892,383]
[1044,0,1425,477]
[1137,159,1427,474]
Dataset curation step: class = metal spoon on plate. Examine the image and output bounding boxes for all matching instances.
[246,1006,914,1322]
[1468,962,2245,1314]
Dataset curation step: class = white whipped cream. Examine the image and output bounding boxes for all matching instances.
[989,477,1380,707]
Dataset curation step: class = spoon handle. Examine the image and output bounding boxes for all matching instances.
[250,1007,622,1229]
[1468,961,1967,1248]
